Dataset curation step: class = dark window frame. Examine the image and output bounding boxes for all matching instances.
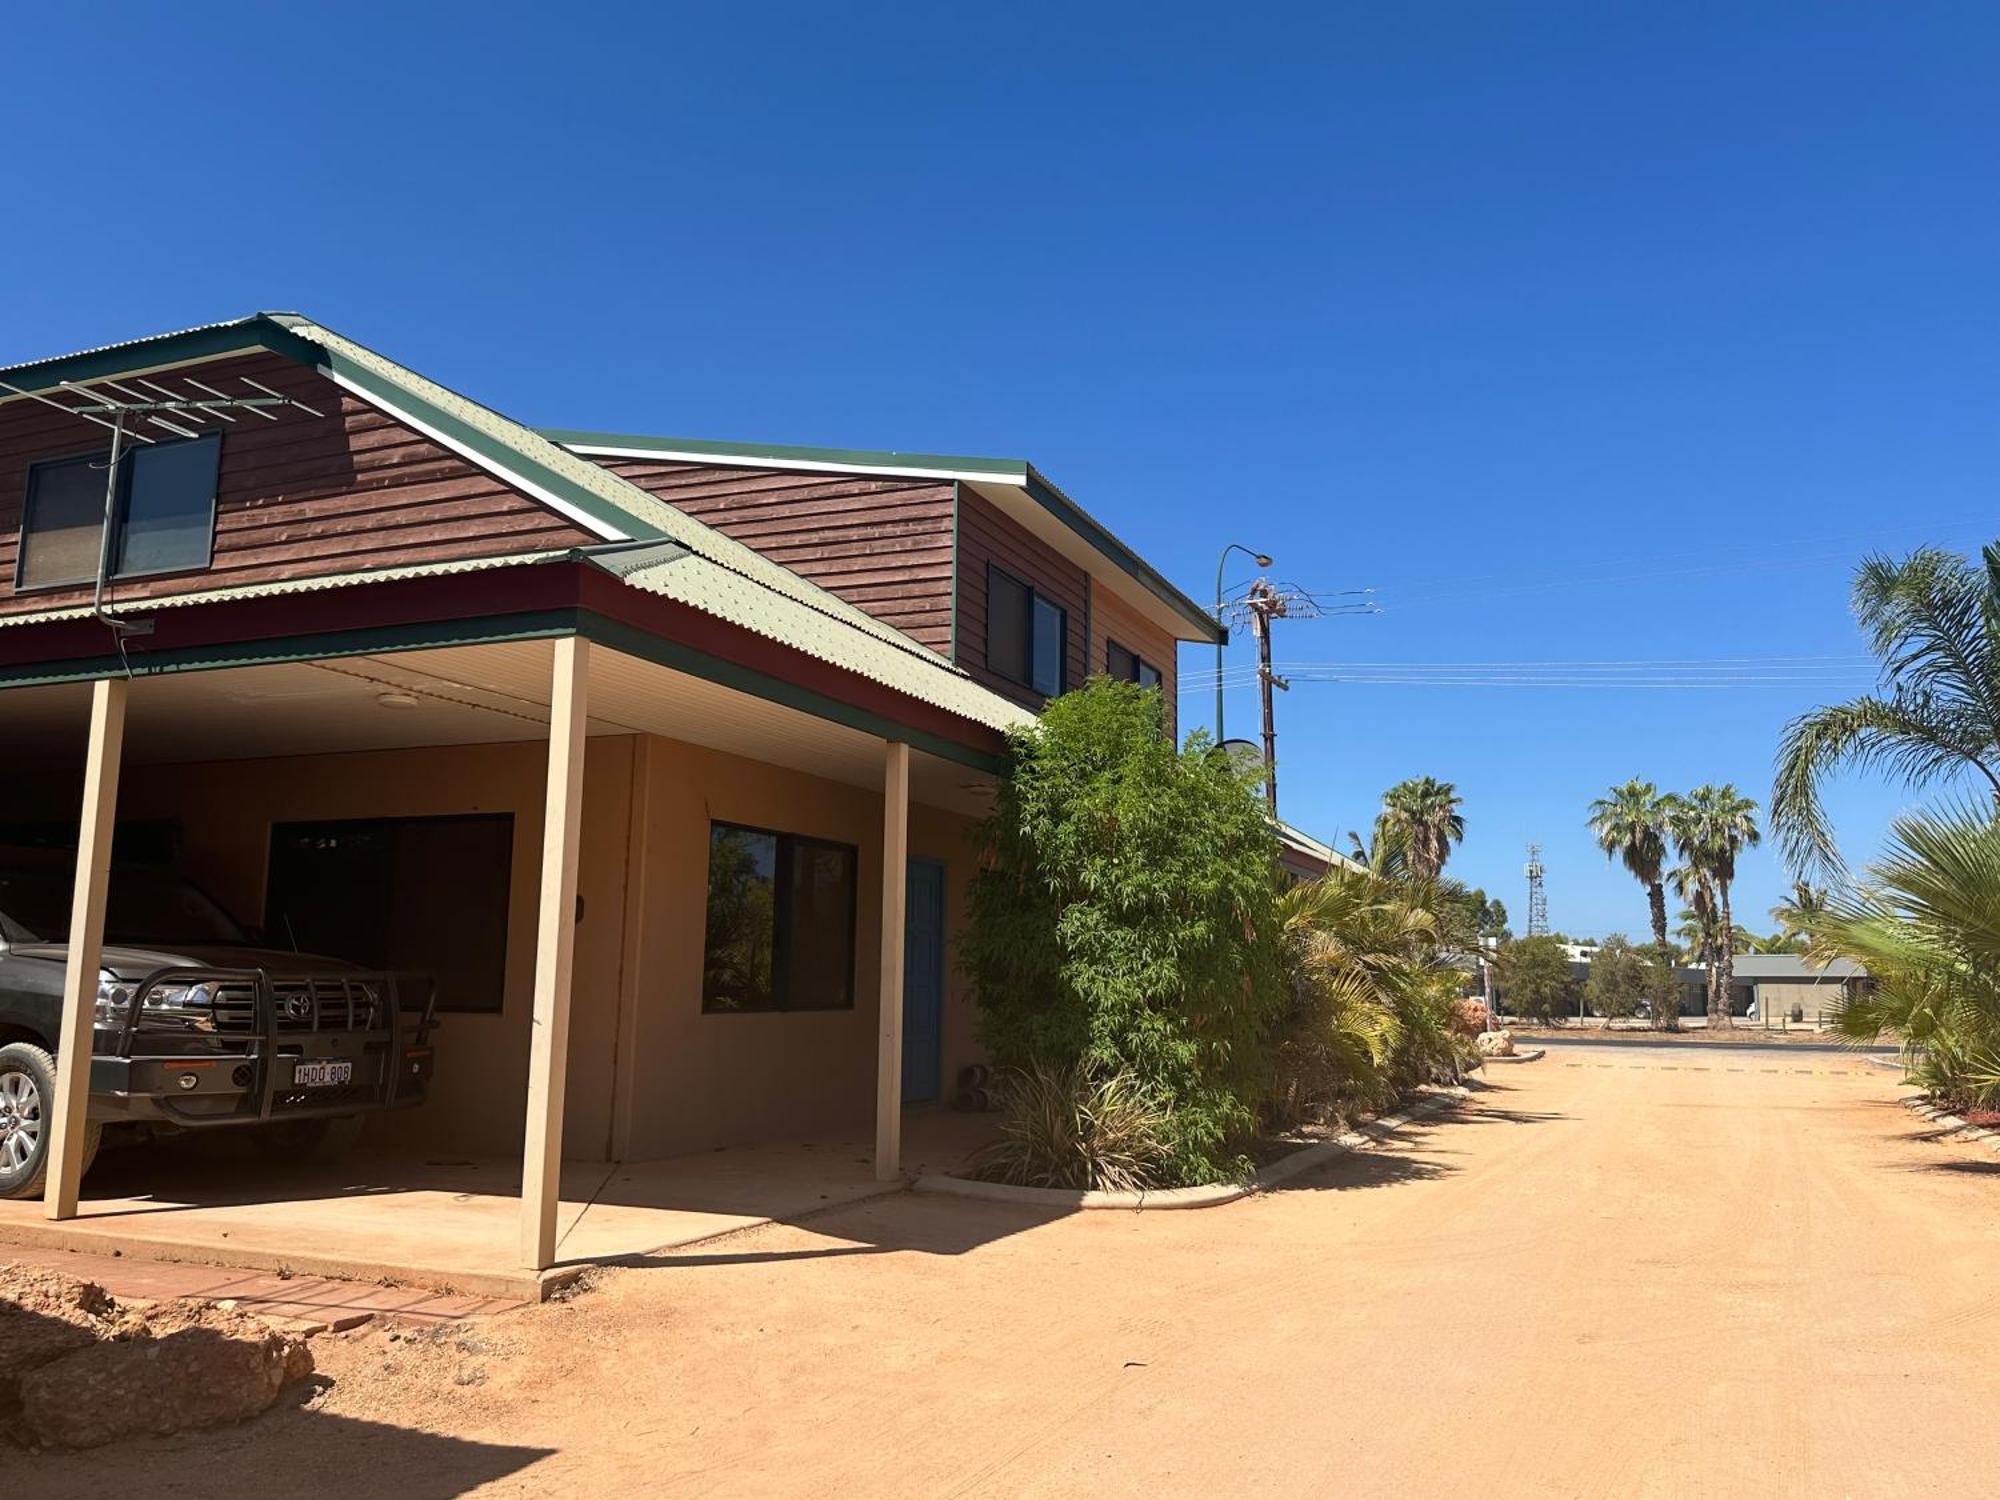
[14,432,222,593]
[264,811,515,1016]
[1106,638,1163,691]
[984,562,1067,698]
[702,819,859,1015]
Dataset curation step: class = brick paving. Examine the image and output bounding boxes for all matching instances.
[0,1243,523,1334]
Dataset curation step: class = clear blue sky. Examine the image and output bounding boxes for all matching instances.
[6,4,1996,938]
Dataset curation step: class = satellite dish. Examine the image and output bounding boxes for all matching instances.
[1214,738,1264,776]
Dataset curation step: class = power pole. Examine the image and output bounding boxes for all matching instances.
[1246,580,1288,816]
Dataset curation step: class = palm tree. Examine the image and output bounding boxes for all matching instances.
[1587,780,1675,968]
[1273,866,1469,1122]
[1771,880,1828,945]
[1671,866,1718,1019]
[1377,777,1465,880]
[1807,802,2000,1110]
[1773,545,2000,874]
[1671,785,1762,1028]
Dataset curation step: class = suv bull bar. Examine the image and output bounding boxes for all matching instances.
[111,965,436,1125]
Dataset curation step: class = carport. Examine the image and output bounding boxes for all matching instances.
[0,549,1019,1288]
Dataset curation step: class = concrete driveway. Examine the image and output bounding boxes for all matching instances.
[21,1045,2000,1497]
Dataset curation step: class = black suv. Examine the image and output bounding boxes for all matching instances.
[0,850,435,1199]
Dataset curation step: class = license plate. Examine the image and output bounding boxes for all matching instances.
[292,1060,353,1088]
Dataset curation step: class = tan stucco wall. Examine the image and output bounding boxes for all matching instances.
[110,733,983,1163]
[1752,980,1847,1021]
[116,737,639,1160]
[611,738,982,1161]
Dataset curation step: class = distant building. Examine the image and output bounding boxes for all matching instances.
[1726,954,1868,1024]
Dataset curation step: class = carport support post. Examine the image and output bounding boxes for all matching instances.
[45,677,128,1221]
[874,738,910,1182]
[520,635,591,1271]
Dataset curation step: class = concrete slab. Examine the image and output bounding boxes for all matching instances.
[0,1111,992,1302]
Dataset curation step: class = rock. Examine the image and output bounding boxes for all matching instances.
[0,1266,122,1419]
[1475,1029,1517,1058]
[1451,999,1491,1038]
[14,1299,313,1450]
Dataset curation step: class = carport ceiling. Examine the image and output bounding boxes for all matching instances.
[0,641,993,814]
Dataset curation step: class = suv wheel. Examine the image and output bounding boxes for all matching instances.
[0,1043,102,1200]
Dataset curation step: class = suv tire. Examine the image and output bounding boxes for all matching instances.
[0,1042,102,1201]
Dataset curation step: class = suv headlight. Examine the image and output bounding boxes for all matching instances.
[94,979,133,1027]
[93,978,220,1031]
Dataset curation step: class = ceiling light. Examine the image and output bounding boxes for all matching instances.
[376,692,421,711]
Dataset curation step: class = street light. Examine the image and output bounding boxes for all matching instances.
[1214,543,1273,744]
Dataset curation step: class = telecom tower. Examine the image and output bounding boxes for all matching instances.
[1525,843,1549,936]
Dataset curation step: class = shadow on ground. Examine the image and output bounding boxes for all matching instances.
[1,1299,551,1495]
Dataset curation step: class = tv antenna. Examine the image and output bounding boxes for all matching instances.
[1525,843,1548,936]
[0,370,324,638]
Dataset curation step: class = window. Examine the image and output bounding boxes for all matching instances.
[16,433,220,590]
[703,822,857,1012]
[1106,639,1163,691]
[985,564,1066,697]
[265,815,515,1014]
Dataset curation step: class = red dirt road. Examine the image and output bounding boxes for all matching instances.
[20,1047,2000,1497]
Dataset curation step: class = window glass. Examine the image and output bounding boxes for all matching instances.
[1108,638,1161,691]
[116,433,219,577]
[702,823,856,1012]
[784,838,856,1009]
[17,454,106,588]
[704,826,778,1011]
[267,814,514,1014]
[987,567,1029,683]
[1031,596,1065,696]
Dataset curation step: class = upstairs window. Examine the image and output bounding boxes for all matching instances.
[986,564,1066,697]
[16,433,221,590]
[1107,639,1163,691]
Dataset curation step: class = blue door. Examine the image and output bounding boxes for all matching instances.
[902,859,947,1104]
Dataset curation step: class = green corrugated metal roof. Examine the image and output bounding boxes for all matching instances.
[0,314,1094,734]
[545,426,1224,644]
[0,550,566,626]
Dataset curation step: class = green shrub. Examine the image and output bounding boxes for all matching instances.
[1269,867,1475,1126]
[1496,935,1579,1024]
[968,1063,1173,1191]
[1584,935,1646,1024]
[962,679,1284,1184]
[1811,803,2000,1111]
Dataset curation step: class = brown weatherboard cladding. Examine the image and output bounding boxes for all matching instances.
[590,458,956,654]
[0,351,592,618]
[1089,576,1180,737]
[955,487,1088,709]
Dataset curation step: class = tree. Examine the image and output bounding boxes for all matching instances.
[1584,935,1646,1027]
[1272,866,1471,1122]
[1377,777,1466,880]
[1640,952,1686,1030]
[1671,785,1761,1028]
[963,679,1285,1185]
[1807,802,2000,1111]
[1773,545,2000,874]
[1771,880,1828,945]
[1431,882,1511,950]
[1671,862,1719,1018]
[1496,935,1578,1025]
[1587,780,1676,1010]
[1739,927,1805,955]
